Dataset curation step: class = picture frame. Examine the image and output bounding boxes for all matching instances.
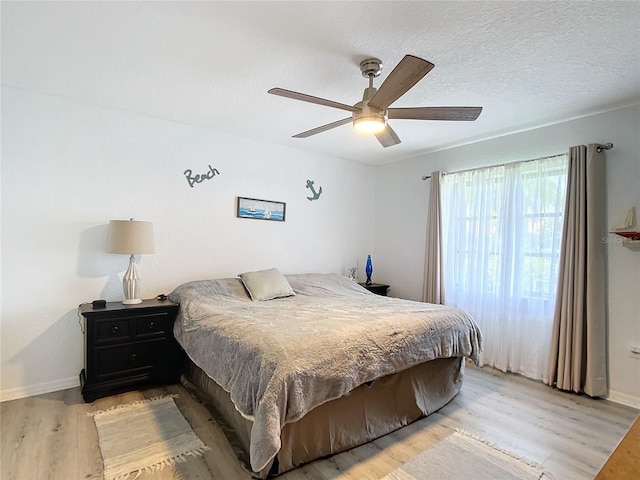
[237,197,286,222]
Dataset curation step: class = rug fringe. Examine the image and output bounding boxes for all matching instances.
[105,445,212,480]
[129,446,211,480]
[87,393,180,417]
[453,428,554,480]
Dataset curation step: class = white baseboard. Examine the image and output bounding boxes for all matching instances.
[607,389,640,410]
[1,376,80,403]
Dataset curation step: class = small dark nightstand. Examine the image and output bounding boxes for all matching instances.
[359,283,390,296]
[79,299,181,402]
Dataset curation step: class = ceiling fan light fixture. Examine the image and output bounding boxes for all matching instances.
[353,115,386,134]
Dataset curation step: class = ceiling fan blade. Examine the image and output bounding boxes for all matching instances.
[292,117,353,138]
[375,124,401,148]
[388,106,483,121]
[268,88,361,113]
[368,55,435,111]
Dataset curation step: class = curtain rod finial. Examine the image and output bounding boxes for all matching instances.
[596,142,613,152]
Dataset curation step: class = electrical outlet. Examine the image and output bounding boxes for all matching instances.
[628,344,640,359]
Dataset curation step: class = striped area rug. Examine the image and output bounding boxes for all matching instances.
[382,430,551,480]
[90,394,210,480]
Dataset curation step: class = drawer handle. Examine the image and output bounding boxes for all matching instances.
[110,326,119,335]
[129,354,137,363]
[146,321,155,330]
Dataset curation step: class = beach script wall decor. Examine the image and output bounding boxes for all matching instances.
[184,165,220,188]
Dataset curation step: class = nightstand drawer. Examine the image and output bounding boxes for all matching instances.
[134,313,167,338]
[95,318,132,343]
[95,339,165,378]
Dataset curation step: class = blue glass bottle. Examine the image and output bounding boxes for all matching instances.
[365,255,373,285]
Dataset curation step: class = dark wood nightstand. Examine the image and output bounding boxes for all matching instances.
[359,283,390,296]
[79,299,181,402]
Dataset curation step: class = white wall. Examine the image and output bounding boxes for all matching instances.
[373,105,640,406]
[1,87,374,401]
[3,87,638,406]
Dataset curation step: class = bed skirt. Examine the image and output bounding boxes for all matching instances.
[182,356,465,478]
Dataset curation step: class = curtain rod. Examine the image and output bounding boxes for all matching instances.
[421,143,613,180]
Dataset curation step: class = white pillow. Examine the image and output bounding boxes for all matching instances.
[238,268,295,301]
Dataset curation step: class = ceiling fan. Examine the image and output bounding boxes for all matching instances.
[268,55,482,148]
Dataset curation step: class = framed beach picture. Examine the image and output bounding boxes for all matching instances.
[237,197,286,222]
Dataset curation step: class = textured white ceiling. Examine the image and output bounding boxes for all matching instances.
[2,1,639,165]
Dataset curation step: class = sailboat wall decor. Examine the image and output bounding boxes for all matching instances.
[614,207,635,231]
[610,207,640,246]
[237,197,286,222]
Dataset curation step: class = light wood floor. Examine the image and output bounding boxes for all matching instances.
[1,365,638,480]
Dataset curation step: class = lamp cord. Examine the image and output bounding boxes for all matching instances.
[77,303,88,334]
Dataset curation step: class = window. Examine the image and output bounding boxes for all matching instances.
[441,154,567,381]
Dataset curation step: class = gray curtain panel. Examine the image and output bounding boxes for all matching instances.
[548,144,607,397]
[423,171,445,304]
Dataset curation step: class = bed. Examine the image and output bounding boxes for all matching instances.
[169,271,482,478]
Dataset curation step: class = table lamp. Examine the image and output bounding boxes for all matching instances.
[106,219,155,304]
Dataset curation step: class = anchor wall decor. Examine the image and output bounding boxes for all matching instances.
[306,179,323,201]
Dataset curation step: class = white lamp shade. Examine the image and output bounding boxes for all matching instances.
[106,220,155,254]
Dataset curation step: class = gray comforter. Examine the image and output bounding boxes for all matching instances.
[169,273,482,473]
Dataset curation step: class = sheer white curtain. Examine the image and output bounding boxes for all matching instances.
[441,155,568,381]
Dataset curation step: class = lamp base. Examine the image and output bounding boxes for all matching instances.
[122,298,142,305]
[122,254,142,305]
